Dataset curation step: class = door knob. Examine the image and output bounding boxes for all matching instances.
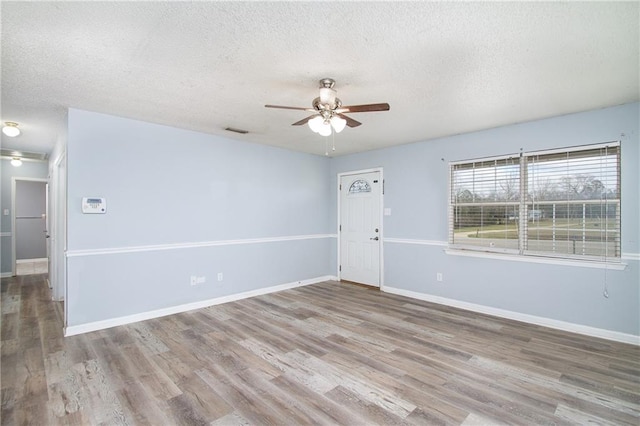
[370,236,379,241]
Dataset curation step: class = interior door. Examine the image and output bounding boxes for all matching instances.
[15,180,48,263]
[339,171,381,287]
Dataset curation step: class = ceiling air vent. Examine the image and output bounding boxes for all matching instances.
[225,127,249,134]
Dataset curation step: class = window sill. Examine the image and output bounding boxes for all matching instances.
[444,248,627,270]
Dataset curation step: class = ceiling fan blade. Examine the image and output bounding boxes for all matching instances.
[291,115,318,126]
[337,113,362,128]
[265,104,315,111]
[337,103,390,113]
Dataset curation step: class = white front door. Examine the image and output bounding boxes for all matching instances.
[339,171,382,287]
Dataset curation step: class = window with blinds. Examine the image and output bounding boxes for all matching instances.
[449,142,621,261]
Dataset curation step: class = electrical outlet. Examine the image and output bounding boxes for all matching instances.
[190,275,206,285]
[436,272,443,282]
[217,272,223,282]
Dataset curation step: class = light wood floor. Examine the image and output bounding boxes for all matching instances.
[1,274,639,425]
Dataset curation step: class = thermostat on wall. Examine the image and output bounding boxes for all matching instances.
[82,197,107,214]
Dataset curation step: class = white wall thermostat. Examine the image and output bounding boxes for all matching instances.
[82,197,107,214]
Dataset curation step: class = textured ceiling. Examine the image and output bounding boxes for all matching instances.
[1,1,638,157]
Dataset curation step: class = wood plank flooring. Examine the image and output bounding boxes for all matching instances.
[1,274,639,425]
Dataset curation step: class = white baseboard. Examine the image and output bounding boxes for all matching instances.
[65,275,338,337]
[0,272,13,278]
[16,258,48,264]
[383,286,640,346]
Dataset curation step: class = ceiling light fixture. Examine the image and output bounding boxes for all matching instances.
[2,122,21,137]
[318,121,332,137]
[330,115,347,133]
[10,157,22,167]
[306,79,346,137]
[308,114,347,137]
[266,78,390,142]
[308,116,323,133]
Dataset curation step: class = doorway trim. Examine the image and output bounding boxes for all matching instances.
[50,150,66,309]
[11,177,49,277]
[337,167,384,289]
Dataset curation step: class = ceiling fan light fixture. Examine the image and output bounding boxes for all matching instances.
[266,78,390,143]
[2,122,21,137]
[10,157,22,167]
[319,87,337,107]
[308,116,323,133]
[330,115,347,133]
[318,121,332,137]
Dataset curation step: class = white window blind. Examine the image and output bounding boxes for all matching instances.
[449,155,521,253]
[449,143,621,261]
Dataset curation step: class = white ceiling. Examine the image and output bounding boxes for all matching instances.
[1,1,638,157]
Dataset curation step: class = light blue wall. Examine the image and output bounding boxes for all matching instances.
[65,104,639,337]
[66,109,334,326]
[0,159,49,274]
[330,102,640,336]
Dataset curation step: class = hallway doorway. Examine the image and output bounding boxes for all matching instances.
[12,178,48,277]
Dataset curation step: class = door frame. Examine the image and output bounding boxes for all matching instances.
[11,177,49,276]
[337,167,384,289]
[50,150,66,307]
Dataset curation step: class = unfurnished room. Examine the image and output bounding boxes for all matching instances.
[1,1,639,425]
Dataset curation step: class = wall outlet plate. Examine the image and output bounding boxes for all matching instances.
[190,275,206,285]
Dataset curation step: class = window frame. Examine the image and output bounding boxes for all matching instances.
[448,142,621,264]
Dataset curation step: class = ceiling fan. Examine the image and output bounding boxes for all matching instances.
[265,78,390,136]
